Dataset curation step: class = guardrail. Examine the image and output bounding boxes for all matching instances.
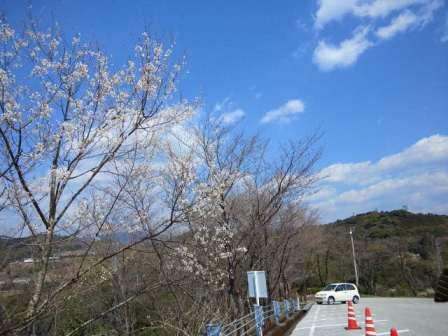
[203,298,312,336]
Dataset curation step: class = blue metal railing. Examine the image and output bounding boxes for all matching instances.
[203,297,308,336]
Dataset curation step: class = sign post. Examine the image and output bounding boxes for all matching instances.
[247,271,268,304]
[247,271,268,336]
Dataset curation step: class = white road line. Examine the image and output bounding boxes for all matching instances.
[376,330,410,335]
[296,319,388,330]
[301,318,347,323]
[308,305,320,336]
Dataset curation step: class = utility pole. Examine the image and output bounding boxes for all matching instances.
[349,227,359,287]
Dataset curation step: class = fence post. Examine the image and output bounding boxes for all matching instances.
[296,296,301,311]
[284,300,291,320]
[253,304,264,336]
[204,323,222,336]
[272,300,281,326]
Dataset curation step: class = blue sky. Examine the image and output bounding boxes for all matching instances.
[2,0,447,223]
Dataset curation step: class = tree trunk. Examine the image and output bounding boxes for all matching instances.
[26,227,54,319]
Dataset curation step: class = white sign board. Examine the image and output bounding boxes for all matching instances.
[247,271,268,299]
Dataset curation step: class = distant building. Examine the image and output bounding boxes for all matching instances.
[23,256,60,263]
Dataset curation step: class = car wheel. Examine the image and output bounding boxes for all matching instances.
[352,296,359,304]
[327,296,335,304]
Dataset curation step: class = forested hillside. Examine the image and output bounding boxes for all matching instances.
[307,210,448,297]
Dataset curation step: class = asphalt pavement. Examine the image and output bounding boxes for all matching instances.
[290,297,447,336]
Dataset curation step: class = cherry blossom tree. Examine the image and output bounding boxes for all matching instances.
[0,16,194,334]
[161,117,321,327]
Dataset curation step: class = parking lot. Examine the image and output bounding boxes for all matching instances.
[290,297,447,336]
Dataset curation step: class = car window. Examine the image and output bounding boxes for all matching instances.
[335,285,344,291]
[323,284,337,291]
[346,284,355,291]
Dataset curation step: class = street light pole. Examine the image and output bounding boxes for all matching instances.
[349,227,359,287]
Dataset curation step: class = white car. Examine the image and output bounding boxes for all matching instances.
[315,283,360,304]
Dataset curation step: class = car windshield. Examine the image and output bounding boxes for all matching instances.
[323,284,337,291]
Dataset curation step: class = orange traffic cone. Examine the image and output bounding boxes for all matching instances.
[390,327,399,336]
[344,301,361,330]
[365,307,376,336]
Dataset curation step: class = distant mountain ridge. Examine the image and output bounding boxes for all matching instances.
[0,234,86,262]
[328,209,448,238]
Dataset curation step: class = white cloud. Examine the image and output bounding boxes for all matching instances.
[306,134,448,222]
[336,171,448,204]
[213,97,231,112]
[320,134,448,183]
[315,0,359,29]
[418,0,444,26]
[312,0,443,70]
[313,170,448,222]
[260,99,305,124]
[319,161,374,184]
[249,86,262,100]
[213,98,245,125]
[377,134,448,170]
[306,186,338,202]
[220,108,245,125]
[441,15,448,42]
[313,26,372,71]
[296,19,309,32]
[376,10,418,39]
[355,0,422,19]
[292,42,312,59]
[375,1,443,40]
[315,0,424,28]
